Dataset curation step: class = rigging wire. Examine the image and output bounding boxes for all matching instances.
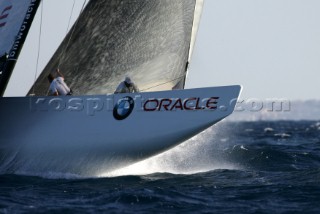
[57,0,87,69]
[57,0,76,68]
[32,0,44,95]
[65,0,77,36]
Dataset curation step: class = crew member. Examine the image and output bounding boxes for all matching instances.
[48,69,72,96]
[114,76,139,94]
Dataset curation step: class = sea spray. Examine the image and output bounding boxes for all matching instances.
[102,122,241,177]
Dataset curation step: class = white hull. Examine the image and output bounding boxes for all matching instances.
[0,86,241,176]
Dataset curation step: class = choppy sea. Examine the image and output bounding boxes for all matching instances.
[1,121,320,213]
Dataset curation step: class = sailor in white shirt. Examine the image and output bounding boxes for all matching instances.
[114,77,139,94]
[47,69,72,96]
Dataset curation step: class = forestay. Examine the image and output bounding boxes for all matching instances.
[30,0,202,96]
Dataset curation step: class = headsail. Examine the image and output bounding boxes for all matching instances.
[0,0,41,96]
[31,0,202,96]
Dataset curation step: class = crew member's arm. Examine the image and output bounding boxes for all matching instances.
[56,68,64,79]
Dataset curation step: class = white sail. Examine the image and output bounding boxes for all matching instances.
[189,0,204,62]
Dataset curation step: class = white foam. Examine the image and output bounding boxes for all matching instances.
[101,125,240,178]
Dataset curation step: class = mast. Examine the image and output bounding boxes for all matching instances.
[0,0,42,97]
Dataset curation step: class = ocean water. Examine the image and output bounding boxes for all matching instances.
[1,121,320,213]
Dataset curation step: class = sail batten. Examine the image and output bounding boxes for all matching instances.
[0,0,42,96]
[31,0,201,96]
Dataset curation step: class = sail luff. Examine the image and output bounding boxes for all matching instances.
[181,0,204,88]
[0,0,42,97]
[179,0,204,89]
[189,0,204,63]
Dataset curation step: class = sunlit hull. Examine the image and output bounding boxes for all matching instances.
[0,86,241,176]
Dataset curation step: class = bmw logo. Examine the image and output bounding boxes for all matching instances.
[113,96,135,120]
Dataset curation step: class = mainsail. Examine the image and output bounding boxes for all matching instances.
[31,0,203,96]
[0,0,41,96]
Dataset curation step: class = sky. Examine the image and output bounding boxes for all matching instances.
[5,0,320,100]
